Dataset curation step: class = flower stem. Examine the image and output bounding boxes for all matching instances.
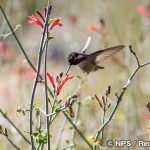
[70,101,81,149]
[29,4,52,149]
[6,136,21,150]
[44,37,50,149]
[55,117,67,149]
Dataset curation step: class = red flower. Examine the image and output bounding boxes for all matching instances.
[47,72,75,95]
[28,15,43,28]
[28,7,63,30]
[136,6,145,15]
[87,25,100,32]
[71,111,75,118]
[50,18,63,30]
[57,75,75,95]
[95,94,103,108]
[36,9,45,22]
[47,72,55,88]
[136,5,150,26]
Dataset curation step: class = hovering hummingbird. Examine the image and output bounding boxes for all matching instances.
[67,37,125,74]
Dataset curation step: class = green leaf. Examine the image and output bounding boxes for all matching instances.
[16,109,26,117]
[48,18,57,25]
[33,102,41,107]
[55,108,61,112]
[36,134,47,144]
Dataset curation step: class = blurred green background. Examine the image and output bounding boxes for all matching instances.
[0,0,150,149]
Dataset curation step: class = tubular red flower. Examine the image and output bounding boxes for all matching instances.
[50,18,63,30]
[36,9,45,22]
[71,111,75,118]
[43,7,47,17]
[95,94,103,108]
[57,75,75,95]
[87,25,99,32]
[47,72,55,88]
[28,15,43,28]
[136,6,145,15]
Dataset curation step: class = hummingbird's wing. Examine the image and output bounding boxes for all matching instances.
[81,36,91,53]
[91,45,125,64]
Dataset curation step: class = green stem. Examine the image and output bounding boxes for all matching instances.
[65,65,71,76]
[44,38,50,149]
[6,136,21,150]
[100,109,106,150]
[55,117,67,149]
[93,91,125,150]
[70,101,81,149]
[29,4,52,149]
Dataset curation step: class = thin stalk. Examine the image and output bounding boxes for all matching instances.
[70,102,81,150]
[6,136,21,150]
[49,93,57,147]
[44,32,50,149]
[29,4,52,149]
[36,143,40,150]
[55,117,67,149]
[49,113,59,126]
[65,65,71,76]
[100,109,106,150]
[0,109,30,144]
[93,91,125,150]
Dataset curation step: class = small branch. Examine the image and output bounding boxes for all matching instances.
[6,136,21,150]
[65,65,71,76]
[55,117,67,149]
[100,106,106,149]
[70,101,81,149]
[129,45,140,67]
[0,109,30,144]
[44,28,50,149]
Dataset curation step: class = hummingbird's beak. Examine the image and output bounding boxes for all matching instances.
[65,64,72,76]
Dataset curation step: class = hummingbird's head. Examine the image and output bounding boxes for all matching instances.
[68,52,86,65]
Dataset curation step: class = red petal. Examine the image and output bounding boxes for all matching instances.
[50,18,63,30]
[95,94,103,108]
[43,7,47,17]
[57,75,75,94]
[71,111,75,118]
[28,15,43,28]
[87,25,99,32]
[36,9,45,22]
[136,6,145,15]
[47,72,55,87]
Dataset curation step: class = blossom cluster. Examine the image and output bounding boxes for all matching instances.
[47,72,74,95]
[28,7,62,30]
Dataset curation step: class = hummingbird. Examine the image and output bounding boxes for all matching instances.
[67,37,125,74]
